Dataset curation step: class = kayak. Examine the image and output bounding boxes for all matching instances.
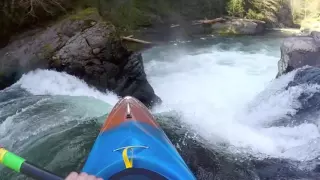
[81,96,196,180]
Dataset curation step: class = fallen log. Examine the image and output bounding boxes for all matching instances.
[121,36,152,44]
[220,16,266,24]
[245,19,266,24]
[192,17,226,25]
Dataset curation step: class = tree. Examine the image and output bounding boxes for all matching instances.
[226,0,245,17]
[290,0,320,23]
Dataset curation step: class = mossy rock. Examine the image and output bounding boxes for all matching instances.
[211,23,241,35]
[69,8,100,21]
[36,44,56,60]
[58,7,116,35]
[100,0,159,32]
[216,26,239,35]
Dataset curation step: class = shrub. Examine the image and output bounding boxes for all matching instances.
[246,9,265,20]
[226,0,245,17]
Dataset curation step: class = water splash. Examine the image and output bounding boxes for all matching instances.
[15,69,119,105]
[144,40,320,161]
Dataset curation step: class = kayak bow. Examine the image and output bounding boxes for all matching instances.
[82,96,196,179]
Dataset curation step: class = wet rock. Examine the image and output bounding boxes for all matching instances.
[0,8,161,107]
[0,9,101,89]
[111,53,162,107]
[211,18,265,35]
[92,48,101,54]
[277,31,320,77]
[276,2,294,28]
[50,22,161,107]
[284,67,320,125]
[50,19,161,107]
[262,0,296,28]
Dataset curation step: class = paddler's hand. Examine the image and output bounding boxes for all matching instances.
[65,172,103,180]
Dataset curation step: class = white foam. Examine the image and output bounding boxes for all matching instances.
[145,43,320,160]
[16,69,119,105]
[11,40,320,161]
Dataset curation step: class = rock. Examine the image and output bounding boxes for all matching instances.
[50,24,162,107]
[112,53,162,107]
[276,2,294,28]
[277,31,320,77]
[281,67,320,126]
[0,8,161,107]
[0,8,101,89]
[210,18,265,35]
[264,0,295,28]
[92,48,101,54]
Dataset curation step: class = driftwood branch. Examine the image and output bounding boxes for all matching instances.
[170,24,180,28]
[121,35,152,44]
[192,17,226,25]
[245,19,266,24]
[125,35,134,38]
[222,16,266,24]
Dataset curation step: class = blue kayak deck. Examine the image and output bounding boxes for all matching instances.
[82,120,196,180]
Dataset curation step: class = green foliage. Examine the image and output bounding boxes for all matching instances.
[291,0,320,24]
[243,0,320,27]
[217,26,239,35]
[69,8,98,20]
[171,0,226,19]
[250,0,280,13]
[246,9,265,20]
[39,44,55,59]
[98,0,167,32]
[300,16,320,32]
[4,0,319,46]
[98,0,228,33]
[227,0,246,17]
[226,0,277,20]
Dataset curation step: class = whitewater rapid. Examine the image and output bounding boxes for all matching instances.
[13,37,320,162]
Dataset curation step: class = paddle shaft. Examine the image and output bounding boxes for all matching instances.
[0,148,63,180]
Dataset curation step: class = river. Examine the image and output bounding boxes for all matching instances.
[0,35,319,180]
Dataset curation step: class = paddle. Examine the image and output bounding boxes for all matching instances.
[0,147,63,180]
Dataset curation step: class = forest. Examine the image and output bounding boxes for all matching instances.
[227,0,320,25]
[0,0,319,45]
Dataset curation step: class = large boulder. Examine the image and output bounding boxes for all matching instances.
[210,18,265,35]
[276,2,295,28]
[0,8,103,89]
[0,8,161,107]
[264,0,295,28]
[277,31,320,77]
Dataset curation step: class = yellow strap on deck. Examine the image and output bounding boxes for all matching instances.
[0,148,8,163]
[114,145,148,169]
[122,147,133,168]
